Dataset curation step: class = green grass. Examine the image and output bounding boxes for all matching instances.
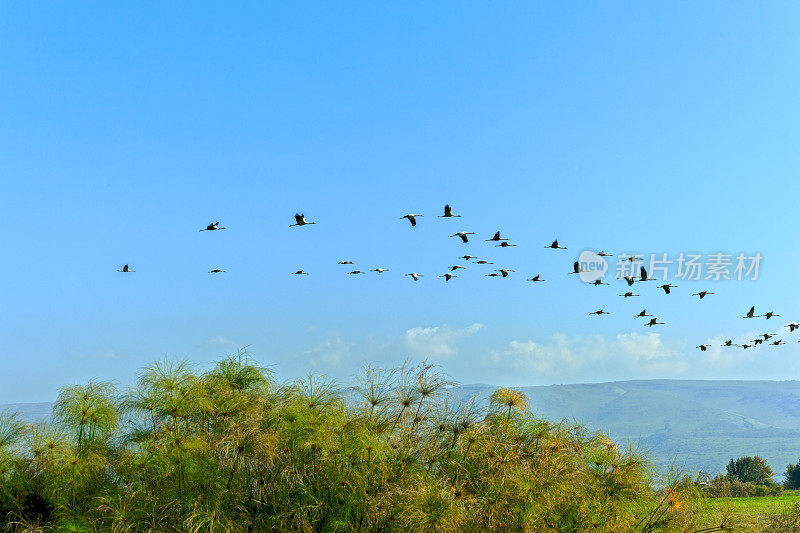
[697,489,800,530]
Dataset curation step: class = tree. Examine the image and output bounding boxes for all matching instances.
[726,456,774,485]
[784,460,800,489]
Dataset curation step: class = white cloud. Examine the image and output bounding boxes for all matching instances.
[403,323,484,359]
[305,335,353,369]
[489,332,688,378]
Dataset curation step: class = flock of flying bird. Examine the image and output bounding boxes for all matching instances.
[116,205,799,352]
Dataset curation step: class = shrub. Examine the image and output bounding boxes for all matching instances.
[0,352,705,532]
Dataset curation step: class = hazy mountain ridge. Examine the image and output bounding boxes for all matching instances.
[6,380,800,476]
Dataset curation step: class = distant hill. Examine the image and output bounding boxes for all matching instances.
[6,380,800,477]
[457,380,800,478]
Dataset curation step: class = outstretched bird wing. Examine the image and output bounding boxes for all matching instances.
[444,204,452,216]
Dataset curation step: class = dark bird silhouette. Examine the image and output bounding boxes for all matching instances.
[544,239,567,249]
[496,241,517,247]
[371,268,389,273]
[639,266,653,282]
[786,323,800,332]
[208,269,226,273]
[568,261,582,275]
[406,273,423,281]
[623,276,635,286]
[620,292,640,298]
[459,255,477,261]
[292,270,309,275]
[289,214,315,227]
[589,310,610,315]
[527,275,545,282]
[743,306,758,319]
[692,291,715,299]
[498,269,515,278]
[338,260,354,265]
[486,231,508,242]
[440,273,457,281]
[697,344,711,351]
[722,339,738,347]
[400,214,423,226]
[635,309,653,318]
[117,264,134,273]
[348,270,365,275]
[475,260,494,265]
[200,221,226,231]
[439,204,461,218]
[451,232,476,243]
[591,279,609,286]
[658,284,678,294]
[764,311,780,319]
[645,318,664,327]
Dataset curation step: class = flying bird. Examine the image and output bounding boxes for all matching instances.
[591,279,609,286]
[753,338,764,345]
[772,340,785,346]
[764,311,780,319]
[117,264,135,273]
[450,265,466,271]
[589,310,610,315]
[722,340,738,347]
[475,260,494,265]
[459,255,478,261]
[786,323,800,332]
[496,241,517,247]
[208,269,226,273]
[289,214,315,227]
[741,344,753,349]
[451,232,476,243]
[568,261,583,275]
[639,266,653,282]
[620,292,640,298]
[486,273,501,277]
[439,204,461,218]
[623,276,635,286]
[544,240,567,249]
[527,275,545,282]
[645,318,664,327]
[498,269,515,278]
[635,309,653,318]
[292,270,309,275]
[692,291,715,299]
[406,273,423,281]
[658,284,678,294]
[440,273,457,281]
[348,270,365,275]
[623,255,643,262]
[200,222,226,232]
[596,251,614,257]
[486,231,508,242]
[338,260,354,265]
[697,344,711,351]
[371,268,389,273]
[400,214,423,226]
[762,333,776,340]
[743,306,758,319]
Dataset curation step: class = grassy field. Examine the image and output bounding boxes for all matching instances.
[698,490,800,530]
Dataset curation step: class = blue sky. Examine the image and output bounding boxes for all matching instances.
[2,2,799,402]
